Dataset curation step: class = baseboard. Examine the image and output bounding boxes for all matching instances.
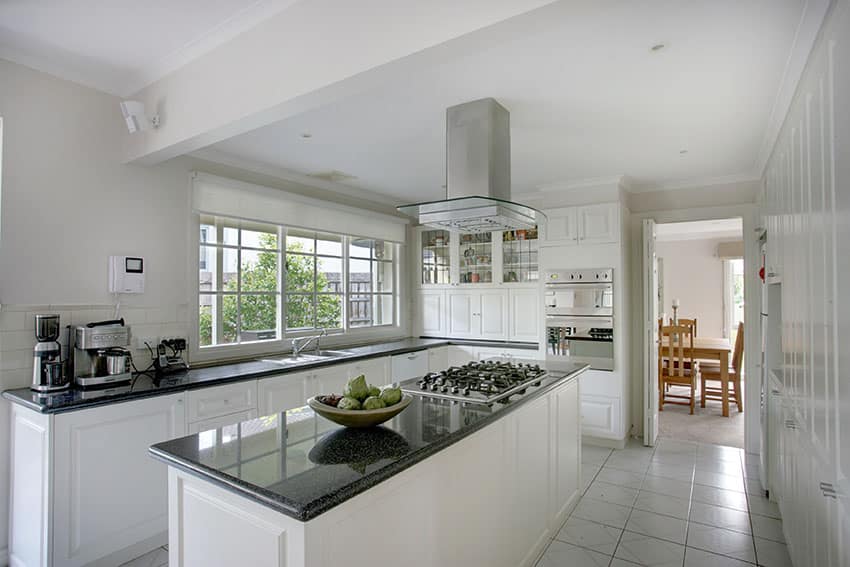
[582,434,627,450]
[1,546,9,567]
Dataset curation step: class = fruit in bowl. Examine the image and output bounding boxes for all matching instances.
[310,374,411,428]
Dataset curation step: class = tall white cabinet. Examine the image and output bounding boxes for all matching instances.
[758,2,850,563]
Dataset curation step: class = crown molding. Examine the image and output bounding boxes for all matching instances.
[629,172,762,194]
[755,0,832,177]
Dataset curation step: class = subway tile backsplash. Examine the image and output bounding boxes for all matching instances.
[0,304,189,390]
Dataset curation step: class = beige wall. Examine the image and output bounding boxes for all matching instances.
[656,237,733,338]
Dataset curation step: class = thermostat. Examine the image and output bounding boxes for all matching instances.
[109,256,145,294]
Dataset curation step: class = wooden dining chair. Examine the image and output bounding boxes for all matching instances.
[677,318,697,337]
[659,325,699,414]
[700,322,744,412]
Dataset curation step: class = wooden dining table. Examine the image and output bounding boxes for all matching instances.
[660,336,734,417]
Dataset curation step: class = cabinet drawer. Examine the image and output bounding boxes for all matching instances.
[187,409,258,434]
[186,381,258,422]
[391,351,429,381]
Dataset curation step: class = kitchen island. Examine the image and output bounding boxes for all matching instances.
[150,362,586,567]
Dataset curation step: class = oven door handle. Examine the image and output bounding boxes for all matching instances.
[546,316,614,327]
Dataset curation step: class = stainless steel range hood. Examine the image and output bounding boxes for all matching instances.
[397,98,544,233]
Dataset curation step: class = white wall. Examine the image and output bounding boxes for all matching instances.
[656,237,731,338]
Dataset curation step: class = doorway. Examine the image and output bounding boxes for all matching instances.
[644,217,746,448]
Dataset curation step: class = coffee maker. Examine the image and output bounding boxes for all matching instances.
[73,319,133,387]
[31,314,70,392]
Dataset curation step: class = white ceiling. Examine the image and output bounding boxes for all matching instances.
[206,0,803,202]
[656,218,743,242]
[0,0,298,96]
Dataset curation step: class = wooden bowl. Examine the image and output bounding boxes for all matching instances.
[307,394,412,428]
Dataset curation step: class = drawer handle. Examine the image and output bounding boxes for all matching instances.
[407,354,418,360]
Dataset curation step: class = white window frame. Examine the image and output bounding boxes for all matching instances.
[189,213,403,363]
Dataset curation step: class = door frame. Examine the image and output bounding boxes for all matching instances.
[643,219,659,446]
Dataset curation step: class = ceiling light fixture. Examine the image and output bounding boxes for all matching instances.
[301,133,312,139]
[650,43,666,53]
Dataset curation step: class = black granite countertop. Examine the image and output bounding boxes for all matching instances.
[149,361,587,522]
[2,337,538,414]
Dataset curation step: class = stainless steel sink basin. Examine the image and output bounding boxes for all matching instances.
[260,350,354,366]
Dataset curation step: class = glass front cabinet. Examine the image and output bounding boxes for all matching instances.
[416,226,539,287]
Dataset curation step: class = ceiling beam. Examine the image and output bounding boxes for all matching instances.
[122,0,558,165]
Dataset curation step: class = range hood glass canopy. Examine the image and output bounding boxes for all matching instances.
[397,196,543,233]
[397,98,545,233]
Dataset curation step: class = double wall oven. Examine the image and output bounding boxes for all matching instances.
[544,268,614,371]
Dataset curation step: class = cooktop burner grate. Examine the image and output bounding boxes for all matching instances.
[400,360,547,405]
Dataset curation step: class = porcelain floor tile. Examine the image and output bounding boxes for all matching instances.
[555,516,623,554]
[690,484,749,512]
[645,461,696,483]
[687,523,756,563]
[634,490,691,520]
[625,509,688,544]
[536,540,612,567]
[614,530,686,567]
[572,497,633,529]
[694,471,745,492]
[641,474,693,499]
[750,515,784,543]
[596,466,646,489]
[583,445,614,466]
[689,501,752,534]
[119,547,168,567]
[684,547,755,566]
[746,496,780,519]
[585,480,639,507]
[610,559,642,567]
[753,537,792,567]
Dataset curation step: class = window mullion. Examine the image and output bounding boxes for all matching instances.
[279,226,285,340]
[236,226,242,344]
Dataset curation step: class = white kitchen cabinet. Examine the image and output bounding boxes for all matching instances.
[312,363,354,398]
[417,289,446,336]
[544,207,579,245]
[476,346,539,362]
[551,378,581,528]
[51,394,186,567]
[542,203,619,246]
[348,356,391,386]
[447,291,476,337]
[447,345,477,367]
[577,203,619,244]
[257,370,312,416]
[580,394,620,439]
[390,350,429,381]
[186,380,257,423]
[509,288,540,342]
[428,346,449,372]
[187,409,259,434]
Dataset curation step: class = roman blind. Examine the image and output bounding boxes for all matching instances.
[191,172,407,243]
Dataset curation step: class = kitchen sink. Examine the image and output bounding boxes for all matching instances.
[260,350,354,366]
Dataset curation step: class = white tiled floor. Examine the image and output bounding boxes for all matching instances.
[122,440,791,567]
[536,439,793,567]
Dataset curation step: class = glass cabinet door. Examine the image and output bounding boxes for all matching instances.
[458,232,493,284]
[421,229,451,284]
[502,226,539,283]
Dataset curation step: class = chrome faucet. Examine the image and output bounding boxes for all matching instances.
[292,328,327,357]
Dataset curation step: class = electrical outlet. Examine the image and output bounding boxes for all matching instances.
[135,336,160,350]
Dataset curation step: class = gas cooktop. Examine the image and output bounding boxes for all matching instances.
[400,360,547,405]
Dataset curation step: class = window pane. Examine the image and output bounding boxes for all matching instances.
[349,258,371,293]
[373,295,393,326]
[317,256,342,294]
[316,233,342,256]
[240,295,278,341]
[372,261,393,293]
[241,249,278,292]
[223,226,239,246]
[349,238,371,259]
[287,230,314,253]
[242,228,278,250]
[200,221,216,244]
[199,297,213,347]
[285,253,314,292]
[222,295,238,344]
[316,294,343,329]
[222,248,238,291]
[373,240,393,261]
[349,293,371,328]
[199,245,216,291]
[286,295,314,330]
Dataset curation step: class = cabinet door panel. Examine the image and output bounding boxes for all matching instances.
[448,292,477,337]
[314,363,353,397]
[544,208,578,244]
[391,351,429,381]
[417,291,446,336]
[578,203,619,244]
[187,409,259,434]
[428,346,449,372]
[53,394,186,566]
[509,288,540,342]
[257,371,310,416]
[580,395,619,438]
[479,290,508,340]
[447,345,476,367]
[186,381,257,422]
[553,380,580,527]
[350,356,391,386]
